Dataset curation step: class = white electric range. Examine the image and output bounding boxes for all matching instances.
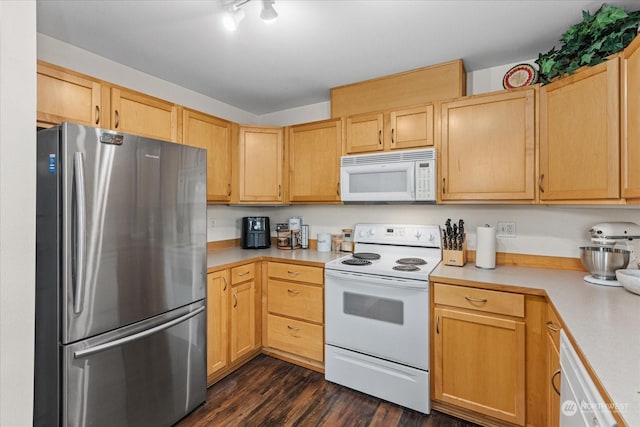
[324,223,442,414]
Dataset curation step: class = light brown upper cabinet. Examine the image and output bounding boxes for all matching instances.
[108,86,178,142]
[236,126,284,203]
[622,35,640,199]
[181,108,232,203]
[389,105,434,150]
[346,112,384,154]
[346,105,434,154]
[440,88,536,202]
[539,57,620,202]
[37,61,102,128]
[288,118,343,203]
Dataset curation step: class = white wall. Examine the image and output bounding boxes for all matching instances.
[0,2,36,426]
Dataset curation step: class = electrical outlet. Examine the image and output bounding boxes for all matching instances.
[497,221,516,238]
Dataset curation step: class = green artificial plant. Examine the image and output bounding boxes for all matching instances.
[536,4,640,84]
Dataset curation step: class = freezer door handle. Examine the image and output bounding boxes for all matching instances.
[73,152,87,315]
[73,306,205,359]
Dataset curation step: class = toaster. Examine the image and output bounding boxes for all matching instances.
[241,217,271,249]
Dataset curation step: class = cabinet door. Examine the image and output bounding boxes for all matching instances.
[440,89,535,201]
[289,118,342,202]
[37,62,101,128]
[547,333,561,427]
[346,112,384,154]
[183,109,232,202]
[434,307,525,425]
[540,58,620,201]
[230,280,256,362]
[110,87,178,142]
[238,127,283,202]
[622,35,640,199]
[206,271,228,381]
[390,105,433,150]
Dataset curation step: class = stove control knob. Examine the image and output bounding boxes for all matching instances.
[369,228,376,236]
[359,230,366,238]
[415,231,422,239]
[428,233,435,242]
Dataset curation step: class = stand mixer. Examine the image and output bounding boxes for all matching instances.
[582,222,640,286]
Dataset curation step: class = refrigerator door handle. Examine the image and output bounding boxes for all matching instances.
[73,306,205,359]
[73,152,87,315]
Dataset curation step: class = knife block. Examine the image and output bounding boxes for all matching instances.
[443,238,466,267]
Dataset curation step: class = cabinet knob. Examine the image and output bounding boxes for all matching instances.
[538,174,545,193]
[546,320,560,332]
[551,369,561,396]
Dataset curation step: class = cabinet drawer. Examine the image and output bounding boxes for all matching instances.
[546,304,562,350]
[434,283,524,317]
[268,280,323,323]
[231,263,255,285]
[267,314,323,362]
[268,262,323,285]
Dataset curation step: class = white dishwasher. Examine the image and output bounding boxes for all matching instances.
[559,330,617,427]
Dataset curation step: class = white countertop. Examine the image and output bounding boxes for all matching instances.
[431,264,640,427]
[207,246,345,270]
[206,247,639,426]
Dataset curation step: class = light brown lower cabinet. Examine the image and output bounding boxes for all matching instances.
[264,262,324,370]
[206,270,228,381]
[546,304,563,427]
[433,283,526,426]
[206,262,261,385]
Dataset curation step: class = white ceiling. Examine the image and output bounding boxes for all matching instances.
[36,0,639,115]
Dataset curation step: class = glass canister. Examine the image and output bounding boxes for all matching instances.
[341,228,353,252]
[331,234,344,252]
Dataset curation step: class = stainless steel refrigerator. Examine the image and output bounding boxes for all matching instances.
[34,123,207,426]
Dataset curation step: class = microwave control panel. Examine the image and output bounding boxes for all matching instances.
[415,159,435,201]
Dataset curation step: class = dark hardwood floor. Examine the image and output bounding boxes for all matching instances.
[176,355,480,427]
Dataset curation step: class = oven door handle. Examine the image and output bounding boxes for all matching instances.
[325,269,428,288]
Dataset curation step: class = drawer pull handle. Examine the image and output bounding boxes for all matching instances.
[551,369,561,396]
[287,270,300,276]
[233,292,238,308]
[114,110,120,129]
[222,276,228,291]
[464,296,488,304]
[287,289,300,296]
[538,174,545,193]
[287,325,300,333]
[546,321,560,332]
[378,129,382,145]
[436,315,440,334]
[227,183,231,196]
[95,105,100,125]
[237,271,250,276]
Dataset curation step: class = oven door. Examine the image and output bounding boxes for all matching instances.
[325,269,429,369]
[340,161,416,202]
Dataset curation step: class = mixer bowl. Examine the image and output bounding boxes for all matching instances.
[580,246,630,280]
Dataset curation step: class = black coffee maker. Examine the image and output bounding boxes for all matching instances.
[241,217,271,249]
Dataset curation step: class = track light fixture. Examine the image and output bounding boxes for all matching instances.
[222,0,278,31]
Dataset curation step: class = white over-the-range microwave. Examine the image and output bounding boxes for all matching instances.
[340,148,436,203]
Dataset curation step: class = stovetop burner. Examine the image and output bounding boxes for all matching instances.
[393,265,421,272]
[341,258,372,266]
[353,252,381,260]
[396,257,427,265]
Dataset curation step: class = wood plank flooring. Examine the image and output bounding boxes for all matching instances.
[176,355,480,427]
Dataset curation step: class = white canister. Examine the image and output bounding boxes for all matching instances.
[317,233,331,252]
[475,225,496,269]
[289,217,302,231]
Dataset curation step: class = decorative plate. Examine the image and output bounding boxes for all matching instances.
[502,63,538,89]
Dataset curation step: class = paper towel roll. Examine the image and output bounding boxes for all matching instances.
[476,225,496,269]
